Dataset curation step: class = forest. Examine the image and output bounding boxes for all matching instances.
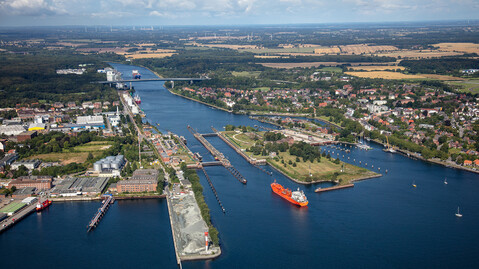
[0,51,120,107]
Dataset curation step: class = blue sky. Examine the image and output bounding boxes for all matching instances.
[0,0,478,26]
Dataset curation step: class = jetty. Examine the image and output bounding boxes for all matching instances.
[87,195,114,232]
[315,184,354,193]
[201,168,226,213]
[187,125,247,184]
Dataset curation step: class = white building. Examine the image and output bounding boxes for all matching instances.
[77,115,104,125]
[0,125,26,136]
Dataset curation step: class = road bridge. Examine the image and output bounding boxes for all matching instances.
[93,78,209,84]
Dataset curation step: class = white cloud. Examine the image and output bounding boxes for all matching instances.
[149,10,177,18]
[91,10,135,18]
[0,0,65,15]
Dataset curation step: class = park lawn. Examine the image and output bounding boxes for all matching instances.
[69,141,113,152]
[27,151,104,165]
[269,151,375,184]
[223,131,269,160]
[448,79,479,94]
[232,71,261,78]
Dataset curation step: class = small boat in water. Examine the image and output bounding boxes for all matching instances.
[412,181,417,188]
[455,207,463,218]
[444,178,448,185]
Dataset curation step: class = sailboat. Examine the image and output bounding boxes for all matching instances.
[412,180,417,188]
[455,207,463,218]
[444,178,448,185]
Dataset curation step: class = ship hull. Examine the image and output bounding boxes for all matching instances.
[36,200,51,212]
[271,183,308,207]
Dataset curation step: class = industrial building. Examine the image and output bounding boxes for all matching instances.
[0,125,26,136]
[131,169,160,181]
[0,153,18,168]
[116,179,158,193]
[28,123,46,131]
[11,187,36,198]
[52,177,109,196]
[7,176,52,190]
[93,155,125,177]
[16,131,37,142]
[10,159,41,170]
[77,115,104,125]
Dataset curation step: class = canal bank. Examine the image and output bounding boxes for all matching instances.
[3,62,473,269]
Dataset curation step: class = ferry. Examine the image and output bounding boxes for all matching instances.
[271,181,308,207]
[132,70,141,79]
[36,199,52,212]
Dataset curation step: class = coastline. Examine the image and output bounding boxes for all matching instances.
[168,89,232,113]
[369,138,479,175]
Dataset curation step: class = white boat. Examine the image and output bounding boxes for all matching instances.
[455,207,463,217]
[444,178,448,185]
[412,180,417,188]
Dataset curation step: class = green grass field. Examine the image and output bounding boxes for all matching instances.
[232,71,261,78]
[448,79,479,94]
[224,130,377,183]
[28,141,113,164]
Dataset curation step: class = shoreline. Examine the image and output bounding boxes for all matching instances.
[168,89,232,113]
[368,138,479,175]
[218,130,378,185]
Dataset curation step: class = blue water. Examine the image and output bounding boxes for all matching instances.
[2,63,479,268]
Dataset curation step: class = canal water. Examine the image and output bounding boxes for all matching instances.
[2,63,479,268]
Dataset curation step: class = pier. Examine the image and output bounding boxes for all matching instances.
[187,125,231,167]
[188,125,247,184]
[87,195,114,232]
[315,184,354,193]
[201,168,226,213]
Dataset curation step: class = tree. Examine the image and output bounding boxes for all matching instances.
[87,152,94,161]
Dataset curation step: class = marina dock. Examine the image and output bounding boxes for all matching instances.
[87,195,114,232]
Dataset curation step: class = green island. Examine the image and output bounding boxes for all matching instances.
[221,126,379,185]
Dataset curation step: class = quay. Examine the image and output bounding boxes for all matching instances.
[315,184,354,193]
[187,125,247,184]
[187,125,231,167]
[0,201,38,234]
[87,195,115,232]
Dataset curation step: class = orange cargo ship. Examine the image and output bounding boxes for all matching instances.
[271,181,308,207]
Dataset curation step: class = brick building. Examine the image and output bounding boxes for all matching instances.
[116,179,157,193]
[8,176,53,190]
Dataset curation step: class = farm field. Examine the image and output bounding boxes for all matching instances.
[350,65,405,71]
[433,42,479,54]
[125,53,176,59]
[345,71,426,79]
[260,62,396,69]
[376,50,463,59]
